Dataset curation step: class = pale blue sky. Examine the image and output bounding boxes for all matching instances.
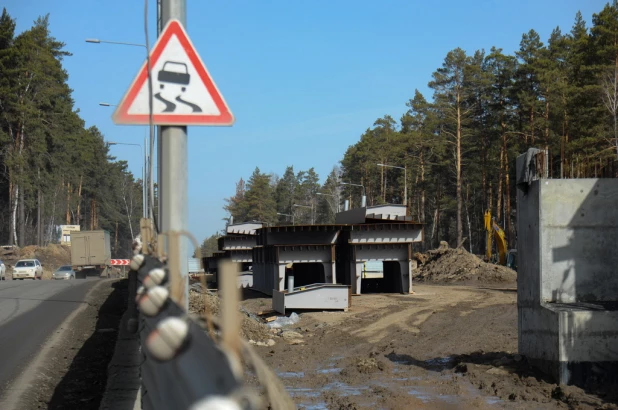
[4,0,609,241]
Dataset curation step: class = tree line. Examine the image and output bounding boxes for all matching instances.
[0,9,143,257]
[216,4,618,256]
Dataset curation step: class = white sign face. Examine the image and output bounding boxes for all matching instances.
[127,35,221,116]
[113,19,234,126]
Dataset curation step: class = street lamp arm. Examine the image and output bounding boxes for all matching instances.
[86,38,147,49]
[341,182,366,197]
[377,163,405,171]
[109,142,142,148]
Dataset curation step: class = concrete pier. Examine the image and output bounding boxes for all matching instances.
[516,149,618,386]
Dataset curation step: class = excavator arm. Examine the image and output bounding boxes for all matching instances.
[484,209,508,265]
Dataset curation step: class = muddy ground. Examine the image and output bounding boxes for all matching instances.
[220,280,618,410]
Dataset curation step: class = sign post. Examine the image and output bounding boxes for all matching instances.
[113,0,234,309]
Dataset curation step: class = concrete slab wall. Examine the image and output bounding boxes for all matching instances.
[554,307,618,363]
[335,205,408,224]
[518,306,560,363]
[367,205,407,216]
[335,208,367,224]
[517,151,618,385]
[540,179,618,303]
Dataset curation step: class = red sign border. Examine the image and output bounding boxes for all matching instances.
[112,19,234,126]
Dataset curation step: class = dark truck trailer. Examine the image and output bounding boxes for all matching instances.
[70,230,111,279]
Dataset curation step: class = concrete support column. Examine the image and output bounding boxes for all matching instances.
[331,261,337,284]
[354,262,363,295]
[277,263,287,292]
[399,260,415,294]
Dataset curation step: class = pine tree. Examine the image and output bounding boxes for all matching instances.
[244,167,277,225]
[429,48,473,247]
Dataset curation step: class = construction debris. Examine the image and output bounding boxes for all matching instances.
[188,286,273,343]
[414,247,517,283]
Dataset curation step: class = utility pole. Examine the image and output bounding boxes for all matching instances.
[144,135,148,219]
[159,0,189,309]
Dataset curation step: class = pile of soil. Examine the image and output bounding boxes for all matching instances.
[2,244,72,279]
[414,247,517,284]
[188,287,272,343]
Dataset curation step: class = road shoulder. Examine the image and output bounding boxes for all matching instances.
[0,279,127,410]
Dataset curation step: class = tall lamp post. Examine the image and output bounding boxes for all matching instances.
[293,204,314,225]
[88,37,155,222]
[99,102,152,221]
[377,163,407,206]
[108,142,147,219]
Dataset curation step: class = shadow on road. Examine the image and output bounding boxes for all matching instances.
[47,280,127,410]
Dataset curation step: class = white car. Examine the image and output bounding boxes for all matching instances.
[53,265,75,280]
[13,259,43,280]
[0,259,5,280]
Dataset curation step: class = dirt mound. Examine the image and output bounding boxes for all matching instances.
[3,244,71,266]
[188,287,272,343]
[414,247,516,284]
[2,244,72,279]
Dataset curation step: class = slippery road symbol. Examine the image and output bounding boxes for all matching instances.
[154,61,202,113]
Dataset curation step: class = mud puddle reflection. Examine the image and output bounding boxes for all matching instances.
[278,356,503,409]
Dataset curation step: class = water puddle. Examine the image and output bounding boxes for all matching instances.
[282,361,503,409]
[318,367,341,374]
[278,371,305,378]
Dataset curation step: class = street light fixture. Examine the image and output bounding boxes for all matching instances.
[99,102,117,107]
[108,141,147,219]
[377,163,407,206]
[316,192,340,213]
[90,38,155,223]
[85,38,147,49]
[293,204,314,225]
[340,182,365,196]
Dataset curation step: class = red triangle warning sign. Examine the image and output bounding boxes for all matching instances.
[113,19,234,126]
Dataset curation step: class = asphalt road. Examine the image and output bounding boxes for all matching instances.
[0,278,100,394]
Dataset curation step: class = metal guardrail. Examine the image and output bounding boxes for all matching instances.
[127,254,262,410]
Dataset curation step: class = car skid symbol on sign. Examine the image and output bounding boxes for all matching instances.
[158,61,190,85]
[154,61,203,113]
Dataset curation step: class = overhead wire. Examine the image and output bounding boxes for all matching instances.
[144,0,159,234]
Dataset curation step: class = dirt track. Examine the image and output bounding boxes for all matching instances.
[238,283,618,409]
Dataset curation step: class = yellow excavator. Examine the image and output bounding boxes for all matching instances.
[484,210,517,271]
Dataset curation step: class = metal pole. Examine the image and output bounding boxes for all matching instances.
[403,167,406,206]
[143,136,148,219]
[160,0,188,309]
